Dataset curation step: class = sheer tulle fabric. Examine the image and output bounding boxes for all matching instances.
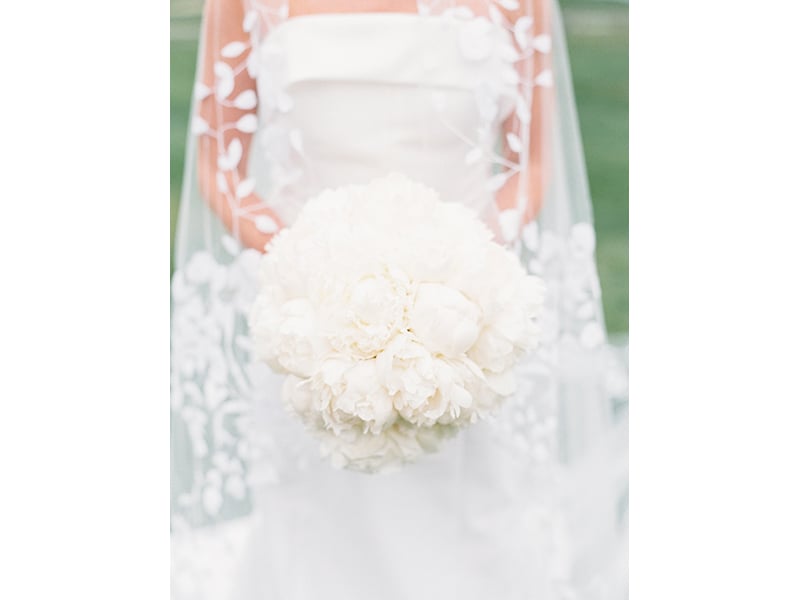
[171,1,627,598]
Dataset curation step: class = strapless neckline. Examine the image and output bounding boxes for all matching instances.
[254,8,517,227]
[276,11,494,33]
[260,11,515,90]
[266,11,514,60]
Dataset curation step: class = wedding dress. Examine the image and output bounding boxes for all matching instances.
[172,3,628,599]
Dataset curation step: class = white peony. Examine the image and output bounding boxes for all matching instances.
[250,174,545,472]
[407,283,481,357]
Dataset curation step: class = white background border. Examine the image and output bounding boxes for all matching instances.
[631,0,800,598]
[1,0,169,598]
[1,0,799,598]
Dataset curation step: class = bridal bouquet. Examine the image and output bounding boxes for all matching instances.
[249,174,545,472]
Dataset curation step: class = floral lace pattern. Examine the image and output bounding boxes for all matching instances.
[171,245,262,527]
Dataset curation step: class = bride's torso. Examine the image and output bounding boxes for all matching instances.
[251,11,517,222]
[173,8,628,600]
[236,13,547,600]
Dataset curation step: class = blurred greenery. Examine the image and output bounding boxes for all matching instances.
[170,0,628,332]
[561,0,628,334]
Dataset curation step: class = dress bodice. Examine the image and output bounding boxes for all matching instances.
[253,13,517,222]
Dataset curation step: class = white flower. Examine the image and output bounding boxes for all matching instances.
[408,283,481,357]
[376,333,483,428]
[249,174,545,472]
[403,357,478,426]
[323,266,412,359]
[315,358,396,435]
[467,245,546,378]
[376,334,438,410]
[250,297,328,378]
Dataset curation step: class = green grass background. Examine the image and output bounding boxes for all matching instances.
[170,0,628,333]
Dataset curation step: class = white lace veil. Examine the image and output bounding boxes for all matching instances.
[172,1,628,598]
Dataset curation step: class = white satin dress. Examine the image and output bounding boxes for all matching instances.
[252,12,516,225]
[172,13,627,600]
